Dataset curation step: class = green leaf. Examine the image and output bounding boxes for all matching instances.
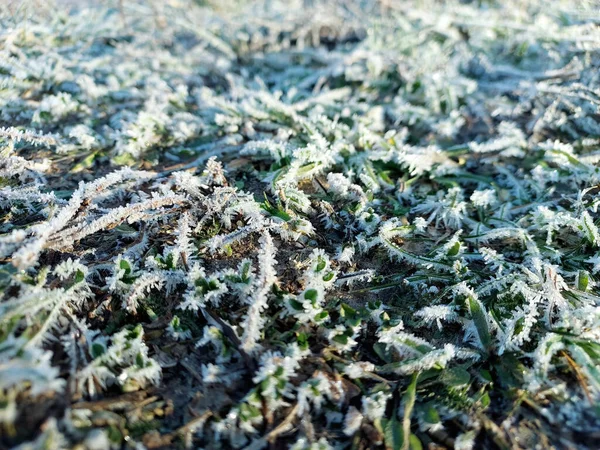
[71,151,99,173]
[296,332,309,350]
[374,342,393,363]
[381,374,419,450]
[401,372,419,450]
[382,416,404,450]
[112,152,137,166]
[107,425,123,444]
[341,303,357,318]
[91,342,106,358]
[423,406,440,425]
[296,163,316,176]
[119,259,131,274]
[447,241,460,257]
[289,299,304,311]
[323,272,335,282]
[314,311,329,322]
[136,352,145,368]
[479,392,491,408]
[409,434,423,450]
[578,270,590,291]
[145,307,158,322]
[241,261,252,282]
[128,324,143,339]
[260,196,292,221]
[441,367,471,387]
[74,269,85,284]
[304,289,318,302]
[493,352,524,387]
[315,256,327,272]
[333,334,349,345]
[468,295,491,352]
[165,253,175,269]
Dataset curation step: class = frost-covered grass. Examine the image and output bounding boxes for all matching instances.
[2,0,600,448]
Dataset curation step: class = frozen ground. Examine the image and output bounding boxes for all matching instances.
[2,0,600,449]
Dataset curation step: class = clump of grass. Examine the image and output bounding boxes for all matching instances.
[2,0,600,448]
